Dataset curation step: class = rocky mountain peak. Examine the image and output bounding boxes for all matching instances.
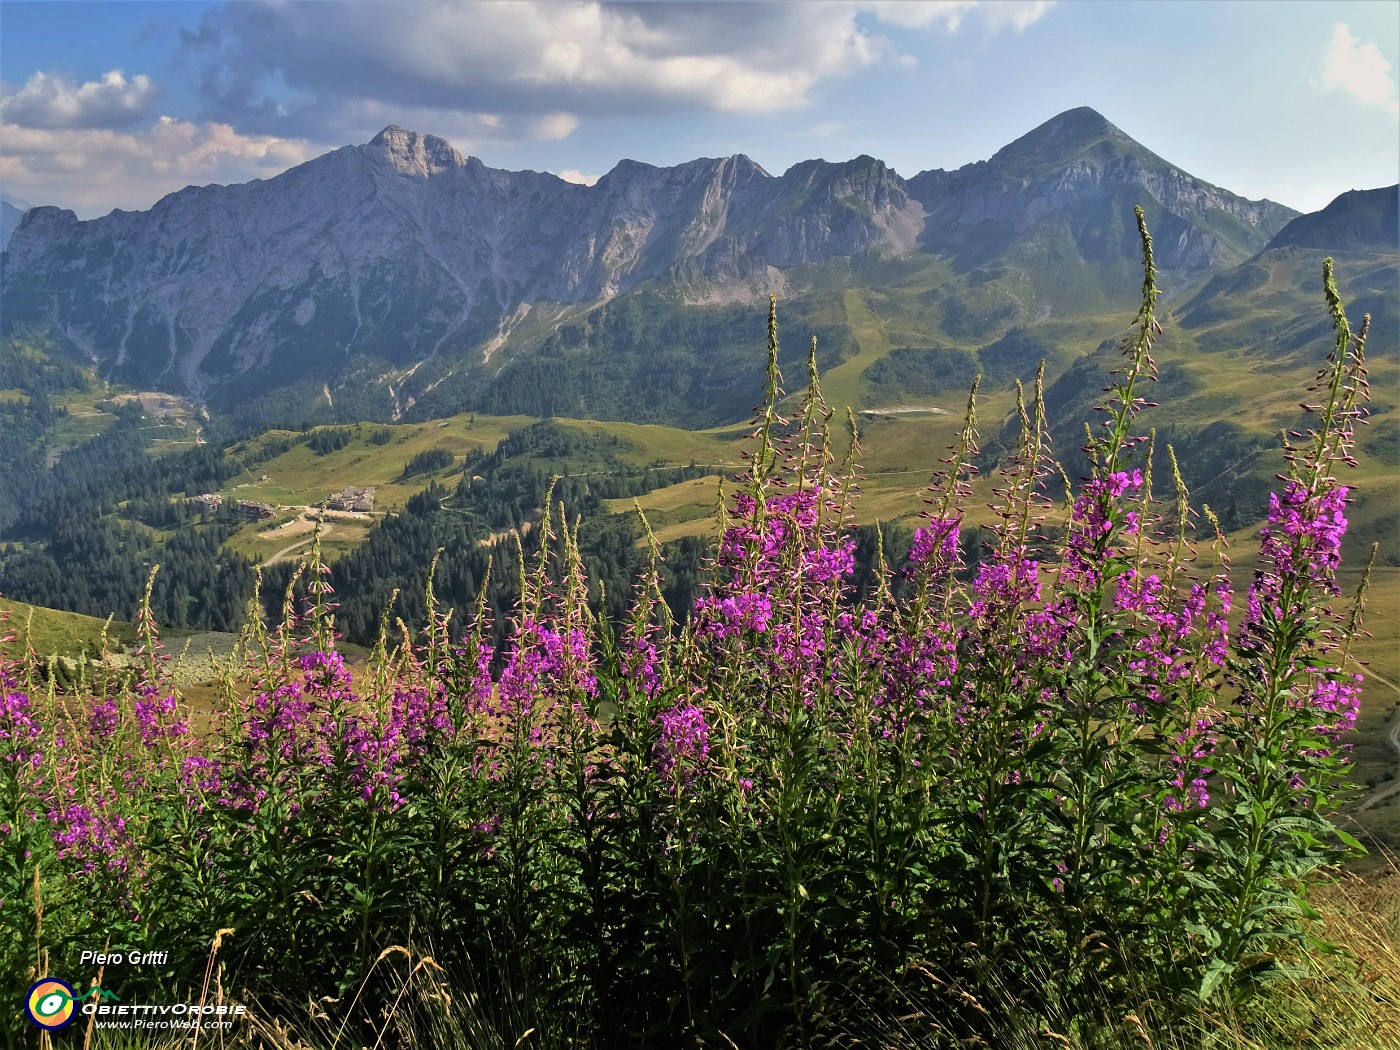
[600,154,771,190]
[723,154,769,179]
[1021,106,1118,143]
[365,124,466,176]
[982,107,1137,179]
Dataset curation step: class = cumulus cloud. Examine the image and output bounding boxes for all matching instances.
[0,1,1057,216]
[180,0,1048,141]
[0,117,317,217]
[1,69,163,130]
[864,2,979,30]
[980,1,1055,33]
[556,169,601,187]
[842,1,1050,32]
[1317,23,1400,116]
[531,113,581,141]
[321,99,556,152]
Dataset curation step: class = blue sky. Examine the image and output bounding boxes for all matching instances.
[1,1,1397,219]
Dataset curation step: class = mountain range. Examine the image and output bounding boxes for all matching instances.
[1,108,1394,430]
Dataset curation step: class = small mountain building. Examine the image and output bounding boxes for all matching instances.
[326,486,375,512]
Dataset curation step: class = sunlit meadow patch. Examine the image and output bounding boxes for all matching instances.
[0,211,1377,1048]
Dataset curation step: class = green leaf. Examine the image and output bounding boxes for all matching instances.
[1199,958,1234,1002]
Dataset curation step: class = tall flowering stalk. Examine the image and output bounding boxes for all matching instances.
[1205,260,1371,996]
[1022,208,1174,995]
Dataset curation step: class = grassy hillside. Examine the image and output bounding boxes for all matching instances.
[223,415,536,510]
[0,595,135,656]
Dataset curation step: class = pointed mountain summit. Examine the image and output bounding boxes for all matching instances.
[907,107,1295,279]
[979,106,1138,178]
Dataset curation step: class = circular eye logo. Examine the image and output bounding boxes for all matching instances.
[26,979,78,1031]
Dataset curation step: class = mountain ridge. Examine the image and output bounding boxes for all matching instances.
[0,108,1313,424]
[1265,185,1399,253]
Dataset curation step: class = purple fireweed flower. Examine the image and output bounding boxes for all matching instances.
[222,648,366,809]
[654,702,709,786]
[48,788,141,898]
[1020,601,1073,663]
[1202,577,1232,669]
[1300,670,1362,740]
[622,626,662,699]
[1246,481,1349,635]
[968,556,1040,622]
[507,620,598,701]
[1164,718,1218,814]
[908,517,961,571]
[714,486,839,580]
[490,619,601,757]
[877,624,959,730]
[1,681,42,768]
[440,640,497,727]
[180,755,222,795]
[88,697,120,741]
[801,539,856,584]
[134,686,190,744]
[1064,470,1146,584]
[697,482,860,720]
[695,592,775,640]
[1260,481,1348,584]
[298,648,347,677]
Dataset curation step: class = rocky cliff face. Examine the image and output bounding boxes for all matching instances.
[1,110,1294,406]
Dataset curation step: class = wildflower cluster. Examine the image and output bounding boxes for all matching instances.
[0,219,1374,1047]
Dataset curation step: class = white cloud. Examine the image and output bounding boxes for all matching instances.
[1317,23,1400,116]
[0,117,316,217]
[530,112,580,142]
[865,1,1051,32]
[556,169,601,187]
[188,1,888,125]
[981,1,1055,33]
[1,69,163,130]
[865,2,978,31]
[0,0,1057,218]
[181,0,1044,142]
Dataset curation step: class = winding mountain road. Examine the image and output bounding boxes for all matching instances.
[266,537,315,565]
